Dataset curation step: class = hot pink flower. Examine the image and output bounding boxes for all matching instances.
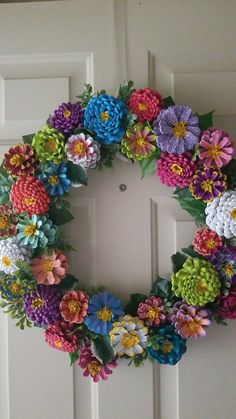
[199,128,233,168]
[60,291,88,324]
[128,88,163,122]
[156,152,195,188]
[137,296,166,326]
[78,344,117,382]
[217,291,236,319]
[31,250,68,285]
[193,228,222,256]
[45,321,78,352]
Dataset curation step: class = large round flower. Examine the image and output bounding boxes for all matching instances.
[192,227,222,256]
[199,128,233,168]
[32,125,65,163]
[78,344,117,382]
[38,163,71,196]
[4,143,38,177]
[171,301,211,339]
[17,214,57,249]
[210,247,236,286]
[50,102,83,134]
[0,237,30,274]
[217,290,236,320]
[189,167,227,203]
[128,88,163,122]
[0,204,17,238]
[23,285,61,326]
[84,291,124,336]
[65,133,100,168]
[205,190,236,238]
[121,123,157,161]
[31,251,68,285]
[137,296,166,327]
[156,152,195,188]
[147,325,186,365]
[0,274,26,301]
[109,314,148,357]
[84,94,128,144]
[153,105,200,154]
[45,321,78,352]
[60,291,88,324]
[171,257,221,306]
[10,176,50,216]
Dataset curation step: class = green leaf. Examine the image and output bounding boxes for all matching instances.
[181,245,199,258]
[69,351,80,366]
[124,293,148,316]
[49,202,74,226]
[58,274,79,292]
[150,276,173,300]
[140,148,161,178]
[22,134,35,145]
[173,187,206,226]
[163,96,175,108]
[222,159,236,189]
[66,161,88,186]
[171,251,188,273]
[92,335,115,365]
[191,144,199,161]
[197,111,215,131]
[117,80,135,102]
[0,192,9,204]
[97,144,120,170]
[77,84,93,108]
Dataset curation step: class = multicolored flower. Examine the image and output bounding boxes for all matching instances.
[65,132,100,168]
[32,125,66,163]
[0,237,30,274]
[147,325,186,365]
[192,228,222,256]
[78,344,117,382]
[0,273,26,301]
[50,102,83,134]
[156,152,195,188]
[84,94,128,144]
[31,250,68,285]
[171,301,211,339]
[189,167,227,203]
[84,291,124,335]
[121,123,157,161]
[60,291,88,324]
[109,314,148,357]
[16,214,57,249]
[199,128,233,168]
[205,190,236,239]
[153,105,200,154]
[23,285,61,326]
[128,88,163,122]
[10,176,50,216]
[4,143,37,178]
[171,257,221,306]
[137,296,166,326]
[38,163,71,196]
[217,290,236,320]
[0,204,17,238]
[210,247,236,286]
[45,321,78,352]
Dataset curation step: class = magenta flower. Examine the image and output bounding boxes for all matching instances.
[121,123,157,161]
[45,321,78,352]
[199,128,233,168]
[217,290,236,319]
[156,152,195,188]
[171,301,211,338]
[137,296,166,326]
[192,228,222,256]
[78,344,117,382]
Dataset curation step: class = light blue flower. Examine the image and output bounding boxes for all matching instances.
[17,214,57,249]
[38,163,71,196]
[147,324,186,365]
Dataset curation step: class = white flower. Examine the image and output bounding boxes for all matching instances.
[205,190,236,238]
[109,314,148,357]
[0,237,30,274]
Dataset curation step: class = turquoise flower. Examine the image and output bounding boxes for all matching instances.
[38,163,71,196]
[0,273,26,301]
[84,291,124,336]
[17,214,57,249]
[147,325,186,365]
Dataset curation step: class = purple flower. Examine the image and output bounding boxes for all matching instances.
[153,105,200,154]
[23,285,61,326]
[189,167,227,203]
[50,102,83,134]
[171,301,211,339]
[211,247,236,287]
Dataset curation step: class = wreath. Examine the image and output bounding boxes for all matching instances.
[0,81,235,383]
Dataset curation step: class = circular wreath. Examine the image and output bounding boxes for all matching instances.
[0,81,236,382]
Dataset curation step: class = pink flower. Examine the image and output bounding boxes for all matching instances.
[31,250,68,285]
[137,296,166,326]
[217,291,236,319]
[45,321,78,352]
[199,128,233,168]
[60,291,88,324]
[193,228,222,256]
[128,88,163,122]
[78,344,117,382]
[171,302,211,339]
[156,152,196,188]
[121,123,157,161]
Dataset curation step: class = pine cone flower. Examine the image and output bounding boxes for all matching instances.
[32,125,66,163]
[10,176,50,216]
[137,296,166,326]
[45,321,78,352]
[210,247,236,286]
[31,250,68,285]
[192,228,222,256]
[17,214,57,249]
[38,163,71,196]
[0,274,26,302]
[78,343,117,382]
[189,167,227,203]
[23,285,61,326]
[0,204,17,238]
[0,237,30,274]
[50,102,83,134]
[128,88,163,122]
[171,257,221,306]
[205,190,236,238]
[65,133,100,168]
[171,301,211,338]
[60,291,89,323]
[199,128,233,168]
[147,324,186,365]
[4,143,38,177]
[121,123,157,161]
[217,290,236,320]
[157,152,195,188]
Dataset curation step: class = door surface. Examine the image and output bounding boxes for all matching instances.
[0,1,236,419]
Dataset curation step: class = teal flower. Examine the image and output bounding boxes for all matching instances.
[38,163,71,196]
[17,215,57,249]
[0,273,26,301]
[147,325,186,365]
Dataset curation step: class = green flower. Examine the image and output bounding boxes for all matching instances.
[17,214,57,249]
[32,125,66,163]
[171,257,220,306]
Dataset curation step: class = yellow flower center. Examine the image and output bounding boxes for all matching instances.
[96,306,112,321]
[9,282,22,295]
[172,121,186,139]
[48,175,59,185]
[186,319,201,332]
[0,215,9,230]
[147,306,160,320]
[138,102,147,111]
[31,297,44,310]
[68,300,81,314]
[196,279,207,293]
[171,163,183,175]
[223,263,234,277]
[205,239,216,249]
[87,360,102,377]
[10,154,22,167]
[42,259,53,274]
[24,224,37,237]
[45,138,57,153]
[208,145,222,159]
[100,111,109,122]
[54,340,63,348]
[200,179,213,192]
[23,197,36,207]
[121,331,139,349]
[230,208,236,219]
[136,137,146,147]
[63,110,71,118]
[73,141,86,155]
[2,256,11,267]
[161,340,173,354]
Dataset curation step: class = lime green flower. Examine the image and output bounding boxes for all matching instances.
[32,125,65,163]
[171,257,220,306]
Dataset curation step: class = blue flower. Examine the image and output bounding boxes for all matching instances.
[147,325,186,365]
[17,214,57,249]
[0,273,26,301]
[39,163,71,196]
[84,94,128,144]
[84,291,124,336]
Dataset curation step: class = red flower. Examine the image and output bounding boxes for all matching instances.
[45,321,78,352]
[60,291,89,324]
[0,204,17,238]
[4,144,38,177]
[10,176,50,216]
[128,88,163,122]
[192,228,222,256]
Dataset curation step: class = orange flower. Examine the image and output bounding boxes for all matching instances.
[60,291,89,323]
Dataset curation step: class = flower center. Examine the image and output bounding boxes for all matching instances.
[171,163,183,175]
[100,111,109,122]
[45,138,57,153]
[87,360,102,377]
[205,239,216,249]
[147,306,160,320]
[121,331,139,349]
[230,208,236,219]
[31,297,44,310]
[73,141,86,155]
[196,279,207,293]
[42,259,53,274]
[24,224,37,237]
[208,145,222,159]
[68,300,81,314]
[96,306,112,321]
[0,215,9,230]
[200,179,213,192]
[136,137,146,147]
[223,263,234,277]
[172,121,186,139]
[48,175,59,185]
[138,102,147,111]
[23,197,36,207]
[9,282,22,295]
[161,340,173,353]
[2,256,11,267]
[63,109,71,118]
[54,340,63,348]
[10,154,22,167]
[187,319,201,332]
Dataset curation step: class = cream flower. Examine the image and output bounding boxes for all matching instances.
[205,190,236,238]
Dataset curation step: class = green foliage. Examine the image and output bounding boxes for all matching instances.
[97,144,120,170]
[92,335,115,365]
[77,84,93,108]
[139,147,161,178]
[150,276,175,304]
[66,161,88,186]
[69,350,80,366]
[0,299,32,329]
[163,96,175,108]
[171,251,188,273]
[222,159,236,189]
[126,111,137,127]
[58,274,79,292]
[191,144,199,161]
[181,245,199,258]
[49,198,74,226]
[117,81,135,103]
[0,165,14,204]
[15,260,36,290]
[127,351,148,367]
[173,187,206,226]
[197,110,215,131]
[124,293,148,316]
[22,133,35,145]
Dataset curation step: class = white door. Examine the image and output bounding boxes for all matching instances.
[0,1,236,419]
